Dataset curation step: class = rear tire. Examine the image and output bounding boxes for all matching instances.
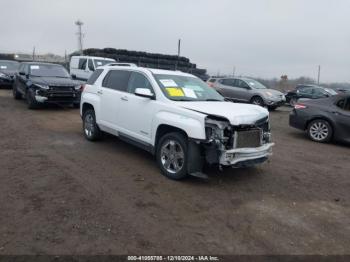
[83,109,102,141]
[156,132,188,180]
[307,119,332,143]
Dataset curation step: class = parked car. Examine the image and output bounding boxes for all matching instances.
[211,77,285,110]
[70,56,115,81]
[13,62,84,109]
[80,65,274,180]
[289,94,350,143]
[0,60,19,88]
[285,84,338,106]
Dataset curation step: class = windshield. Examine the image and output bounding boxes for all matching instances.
[29,64,70,78]
[246,79,267,89]
[324,88,338,95]
[94,59,114,68]
[0,61,19,70]
[154,74,224,102]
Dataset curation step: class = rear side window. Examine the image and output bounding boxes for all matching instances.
[102,70,131,91]
[127,72,153,94]
[221,79,234,86]
[87,69,103,85]
[78,58,87,70]
[299,87,313,94]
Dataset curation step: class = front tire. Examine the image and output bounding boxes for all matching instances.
[251,96,265,107]
[26,88,40,109]
[12,84,22,100]
[307,119,332,143]
[156,132,188,180]
[83,109,102,141]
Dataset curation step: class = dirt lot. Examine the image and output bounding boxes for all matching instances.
[0,89,349,255]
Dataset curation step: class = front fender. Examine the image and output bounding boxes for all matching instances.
[152,110,206,144]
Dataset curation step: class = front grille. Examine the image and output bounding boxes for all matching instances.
[49,86,74,92]
[235,129,262,148]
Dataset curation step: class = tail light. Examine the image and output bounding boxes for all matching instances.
[80,84,85,92]
[208,82,214,87]
[294,103,307,109]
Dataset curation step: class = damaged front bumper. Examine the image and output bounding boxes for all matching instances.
[219,142,274,167]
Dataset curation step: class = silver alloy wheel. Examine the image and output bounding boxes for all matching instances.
[252,97,264,106]
[160,140,184,174]
[309,121,329,141]
[84,113,95,138]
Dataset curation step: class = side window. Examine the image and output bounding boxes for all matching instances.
[236,80,249,89]
[88,59,95,71]
[299,87,312,95]
[86,69,103,85]
[127,72,153,94]
[78,58,87,70]
[313,88,327,97]
[221,79,234,86]
[345,98,350,111]
[339,97,350,111]
[18,64,24,73]
[24,65,29,75]
[208,79,216,83]
[102,70,131,91]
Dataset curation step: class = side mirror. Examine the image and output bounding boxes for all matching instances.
[71,74,77,79]
[135,88,154,99]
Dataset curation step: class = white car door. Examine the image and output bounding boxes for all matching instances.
[98,70,132,130]
[117,72,156,144]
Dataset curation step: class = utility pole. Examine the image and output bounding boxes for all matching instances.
[32,46,35,61]
[317,65,321,85]
[175,39,181,71]
[75,19,84,54]
[177,39,181,57]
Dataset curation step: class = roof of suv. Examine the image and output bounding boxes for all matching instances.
[100,65,196,77]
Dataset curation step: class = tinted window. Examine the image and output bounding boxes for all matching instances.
[78,58,87,70]
[88,59,95,71]
[127,72,153,94]
[221,79,234,86]
[345,98,350,111]
[102,70,131,91]
[208,79,216,83]
[87,69,103,85]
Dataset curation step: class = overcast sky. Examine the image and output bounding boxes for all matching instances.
[1,0,349,82]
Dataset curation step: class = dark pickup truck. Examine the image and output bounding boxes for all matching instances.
[13,62,84,109]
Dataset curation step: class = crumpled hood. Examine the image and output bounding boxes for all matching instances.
[30,76,83,87]
[177,101,269,125]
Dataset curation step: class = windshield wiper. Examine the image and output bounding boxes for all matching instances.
[204,99,223,101]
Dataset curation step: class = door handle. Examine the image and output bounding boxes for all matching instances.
[121,96,128,101]
[97,90,103,95]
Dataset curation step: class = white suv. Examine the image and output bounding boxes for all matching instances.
[80,65,274,180]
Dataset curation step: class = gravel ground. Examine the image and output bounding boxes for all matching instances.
[0,89,349,255]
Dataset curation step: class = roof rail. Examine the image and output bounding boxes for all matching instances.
[106,63,137,67]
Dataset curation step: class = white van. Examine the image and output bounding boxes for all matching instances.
[69,56,115,81]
